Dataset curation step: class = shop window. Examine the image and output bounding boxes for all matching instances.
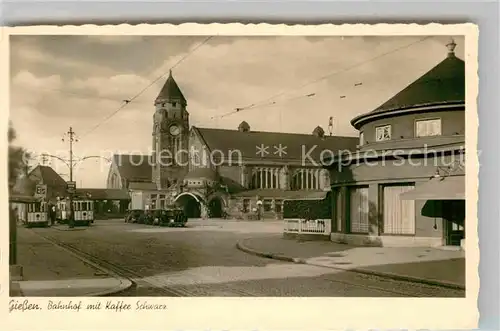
[415,118,442,137]
[382,184,416,235]
[375,125,391,141]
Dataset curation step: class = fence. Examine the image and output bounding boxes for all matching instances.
[284,218,331,235]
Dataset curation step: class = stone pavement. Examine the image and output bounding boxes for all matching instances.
[237,234,466,289]
[10,226,132,296]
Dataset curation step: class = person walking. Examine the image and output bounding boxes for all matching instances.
[49,203,56,226]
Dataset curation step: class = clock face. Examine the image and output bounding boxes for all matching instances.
[169,125,180,136]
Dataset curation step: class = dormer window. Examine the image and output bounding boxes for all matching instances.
[415,118,442,137]
[375,125,391,141]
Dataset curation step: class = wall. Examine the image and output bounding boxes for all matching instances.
[189,130,211,170]
[358,109,465,148]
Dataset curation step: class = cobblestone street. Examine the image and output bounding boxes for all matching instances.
[21,219,465,297]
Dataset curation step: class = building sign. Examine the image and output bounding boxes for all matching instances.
[34,184,47,199]
[66,181,76,194]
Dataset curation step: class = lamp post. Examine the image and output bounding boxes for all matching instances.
[41,128,111,228]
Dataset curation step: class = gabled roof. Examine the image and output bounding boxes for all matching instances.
[75,188,130,200]
[193,127,359,163]
[113,154,152,182]
[29,165,67,187]
[155,70,187,106]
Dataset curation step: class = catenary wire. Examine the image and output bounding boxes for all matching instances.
[216,36,433,119]
[80,35,214,138]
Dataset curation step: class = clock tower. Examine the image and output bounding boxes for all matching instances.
[152,70,190,190]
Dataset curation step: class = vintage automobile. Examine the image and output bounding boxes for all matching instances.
[154,206,188,227]
[124,209,145,223]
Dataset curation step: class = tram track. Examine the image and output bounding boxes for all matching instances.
[31,229,463,298]
[36,231,259,297]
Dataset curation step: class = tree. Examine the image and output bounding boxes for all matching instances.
[8,122,31,192]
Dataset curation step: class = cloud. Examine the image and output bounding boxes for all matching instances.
[9,35,465,188]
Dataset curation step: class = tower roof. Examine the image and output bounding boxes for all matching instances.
[351,38,465,129]
[155,70,187,106]
[372,38,464,114]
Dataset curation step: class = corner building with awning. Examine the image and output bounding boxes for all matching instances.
[324,38,466,248]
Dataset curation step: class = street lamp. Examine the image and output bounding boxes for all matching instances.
[430,157,465,180]
[40,145,111,228]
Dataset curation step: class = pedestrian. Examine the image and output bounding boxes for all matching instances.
[49,203,56,226]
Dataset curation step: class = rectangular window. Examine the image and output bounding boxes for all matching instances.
[359,132,364,146]
[383,184,416,235]
[375,125,391,141]
[415,118,442,137]
[349,186,369,234]
[263,199,272,212]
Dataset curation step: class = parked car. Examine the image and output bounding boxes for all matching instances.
[125,209,144,223]
[141,210,155,225]
[156,206,188,227]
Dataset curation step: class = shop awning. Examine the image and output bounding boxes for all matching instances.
[400,176,465,200]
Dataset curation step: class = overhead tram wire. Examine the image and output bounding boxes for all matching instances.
[80,35,214,139]
[218,36,433,119]
[214,93,317,119]
[22,85,151,104]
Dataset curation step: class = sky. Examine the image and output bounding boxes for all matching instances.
[9,34,465,188]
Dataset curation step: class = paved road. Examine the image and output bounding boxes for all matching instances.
[30,219,464,297]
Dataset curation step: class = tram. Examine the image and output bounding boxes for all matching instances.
[26,200,49,228]
[56,198,94,226]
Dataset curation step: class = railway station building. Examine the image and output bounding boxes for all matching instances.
[106,71,359,219]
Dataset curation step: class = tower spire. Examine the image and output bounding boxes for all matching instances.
[446,37,456,57]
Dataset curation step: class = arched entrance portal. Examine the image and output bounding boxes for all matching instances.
[175,193,202,218]
[208,197,224,218]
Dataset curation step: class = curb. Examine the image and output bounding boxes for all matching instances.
[236,240,465,291]
[30,231,133,296]
[51,226,87,231]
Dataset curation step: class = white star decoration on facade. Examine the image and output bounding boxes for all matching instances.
[274,144,287,157]
[256,144,269,157]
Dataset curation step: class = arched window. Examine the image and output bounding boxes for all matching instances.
[251,168,279,189]
[292,169,318,190]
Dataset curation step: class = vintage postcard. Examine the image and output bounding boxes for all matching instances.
[2,23,479,330]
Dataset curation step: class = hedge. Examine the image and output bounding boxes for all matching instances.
[283,192,331,220]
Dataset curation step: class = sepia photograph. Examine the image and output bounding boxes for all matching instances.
[6,27,475,306]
